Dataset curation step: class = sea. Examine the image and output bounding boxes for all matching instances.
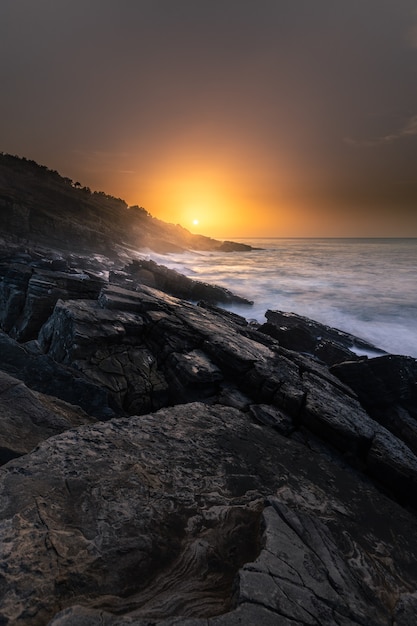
[148,238,417,359]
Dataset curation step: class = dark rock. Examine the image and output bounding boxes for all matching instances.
[122,259,253,305]
[367,430,417,506]
[14,277,416,512]
[0,254,106,341]
[0,261,33,332]
[301,371,376,457]
[14,268,105,341]
[249,404,295,436]
[259,309,385,365]
[0,330,116,418]
[166,349,223,403]
[216,241,253,252]
[393,592,417,626]
[0,370,95,463]
[38,298,168,414]
[1,403,417,625]
[0,328,30,374]
[197,300,250,327]
[331,355,417,408]
[331,355,417,455]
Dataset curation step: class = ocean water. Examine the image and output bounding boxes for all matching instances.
[149,238,417,359]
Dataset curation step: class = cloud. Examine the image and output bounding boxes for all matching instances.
[345,114,417,147]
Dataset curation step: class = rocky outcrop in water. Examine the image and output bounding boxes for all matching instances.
[110,258,253,306]
[259,309,385,365]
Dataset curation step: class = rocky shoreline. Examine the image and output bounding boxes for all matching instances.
[1,238,417,625]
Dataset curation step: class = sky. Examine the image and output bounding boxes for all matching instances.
[1,0,417,238]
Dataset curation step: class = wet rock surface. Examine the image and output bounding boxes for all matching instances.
[259,309,386,365]
[0,240,417,625]
[113,259,253,306]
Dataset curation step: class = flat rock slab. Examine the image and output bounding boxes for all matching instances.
[1,403,417,625]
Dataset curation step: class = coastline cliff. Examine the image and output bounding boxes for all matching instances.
[0,153,252,254]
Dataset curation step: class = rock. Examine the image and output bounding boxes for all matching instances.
[0,330,117,418]
[331,355,417,408]
[11,268,105,341]
[393,592,417,626]
[331,355,417,455]
[166,349,223,403]
[32,281,417,509]
[249,404,295,436]
[236,499,379,625]
[120,259,253,306]
[216,241,253,252]
[367,430,417,507]
[0,370,94,463]
[1,403,417,625]
[301,371,376,457]
[259,309,385,365]
[0,261,32,332]
[0,252,106,341]
[38,297,168,414]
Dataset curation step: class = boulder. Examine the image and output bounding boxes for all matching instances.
[38,297,168,414]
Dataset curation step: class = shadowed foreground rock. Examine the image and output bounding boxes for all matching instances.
[0,370,95,463]
[2,403,417,626]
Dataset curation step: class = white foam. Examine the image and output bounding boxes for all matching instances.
[149,238,417,358]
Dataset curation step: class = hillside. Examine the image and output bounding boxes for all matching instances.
[0,153,249,254]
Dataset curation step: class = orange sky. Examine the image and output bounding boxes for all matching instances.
[1,1,417,238]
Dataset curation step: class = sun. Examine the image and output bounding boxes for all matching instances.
[192,219,199,226]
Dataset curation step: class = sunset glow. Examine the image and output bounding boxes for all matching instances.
[1,2,417,238]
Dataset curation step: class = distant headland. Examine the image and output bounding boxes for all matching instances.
[0,153,253,255]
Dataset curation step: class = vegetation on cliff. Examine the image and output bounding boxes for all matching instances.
[0,153,251,254]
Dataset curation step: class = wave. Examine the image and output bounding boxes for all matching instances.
[149,238,417,358]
